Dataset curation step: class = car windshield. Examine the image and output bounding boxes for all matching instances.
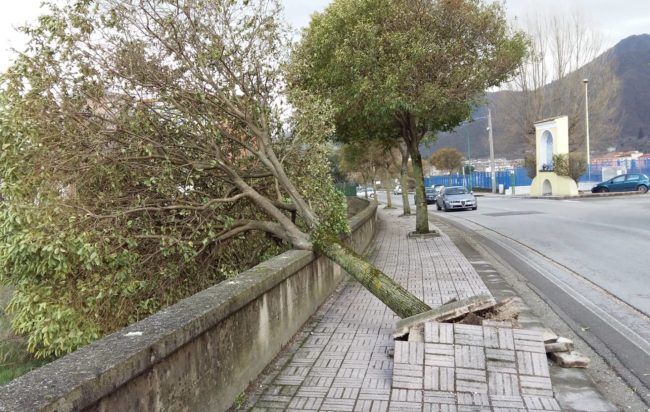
[425,188,437,193]
[445,187,468,195]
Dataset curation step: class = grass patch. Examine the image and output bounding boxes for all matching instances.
[0,359,47,385]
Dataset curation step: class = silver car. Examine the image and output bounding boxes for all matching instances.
[436,186,477,211]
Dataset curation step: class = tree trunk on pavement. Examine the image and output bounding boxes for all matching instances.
[400,112,429,233]
[316,235,431,318]
[399,144,411,215]
[410,150,430,233]
[385,170,394,208]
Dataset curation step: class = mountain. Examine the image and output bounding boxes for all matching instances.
[424,34,650,160]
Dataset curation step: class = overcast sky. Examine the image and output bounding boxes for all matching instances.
[2,0,649,71]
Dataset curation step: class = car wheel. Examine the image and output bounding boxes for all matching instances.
[472,206,477,210]
[637,185,648,193]
[443,202,448,212]
[601,187,609,193]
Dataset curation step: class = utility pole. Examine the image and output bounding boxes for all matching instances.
[488,108,496,193]
[466,129,472,191]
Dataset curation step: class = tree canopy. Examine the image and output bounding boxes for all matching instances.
[0,0,348,358]
[430,147,465,174]
[0,0,434,358]
[290,0,527,233]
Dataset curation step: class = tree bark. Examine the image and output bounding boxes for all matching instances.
[410,150,430,233]
[385,170,393,208]
[399,143,411,215]
[316,235,431,318]
[400,112,430,234]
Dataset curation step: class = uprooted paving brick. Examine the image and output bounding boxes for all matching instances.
[389,322,560,411]
[247,208,558,412]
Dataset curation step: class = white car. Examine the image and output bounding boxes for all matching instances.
[393,186,402,195]
[436,186,477,211]
[356,187,375,198]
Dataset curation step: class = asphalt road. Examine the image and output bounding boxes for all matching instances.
[377,191,650,396]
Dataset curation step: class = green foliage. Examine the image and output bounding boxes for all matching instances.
[291,0,527,138]
[0,0,337,359]
[430,147,465,174]
[462,164,475,175]
[568,152,588,183]
[552,154,570,177]
[284,90,350,238]
[290,0,527,233]
[524,153,537,179]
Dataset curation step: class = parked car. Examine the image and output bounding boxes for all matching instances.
[393,186,402,195]
[436,186,477,211]
[425,187,440,204]
[591,173,650,193]
[356,187,375,198]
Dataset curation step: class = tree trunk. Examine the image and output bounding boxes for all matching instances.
[410,150,430,234]
[400,112,429,234]
[371,180,379,204]
[385,170,394,208]
[316,235,431,318]
[399,144,411,215]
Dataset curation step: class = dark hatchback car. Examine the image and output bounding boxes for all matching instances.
[591,173,650,193]
[425,187,440,204]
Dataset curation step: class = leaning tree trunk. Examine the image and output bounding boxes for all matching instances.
[399,144,411,215]
[316,235,431,318]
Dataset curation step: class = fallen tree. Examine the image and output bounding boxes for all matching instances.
[0,0,430,358]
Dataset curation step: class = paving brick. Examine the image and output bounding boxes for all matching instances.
[520,376,554,398]
[490,394,526,409]
[455,345,486,369]
[425,322,454,344]
[488,371,520,396]
[522,395,561,411]
[424,366,455,391]
[288,396,324,410]
[297,386,329,398]
[425,345,455,368]
[354,399,389,412]
[457,391,490,407]
[321,397,357,411]
[454,324,484,346]
[516,351,550,377]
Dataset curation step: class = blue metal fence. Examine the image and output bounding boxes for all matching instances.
[424,160,650,190]
[424,168,532,190]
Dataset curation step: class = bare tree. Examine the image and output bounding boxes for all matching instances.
[496,9,620,153]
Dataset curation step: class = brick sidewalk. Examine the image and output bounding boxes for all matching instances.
[248,208,553,412]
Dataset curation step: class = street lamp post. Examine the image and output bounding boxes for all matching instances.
[584,79,591,183]
[465,128,472,191]
[487,108,496,194]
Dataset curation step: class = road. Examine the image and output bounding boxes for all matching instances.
[377,191,650,396]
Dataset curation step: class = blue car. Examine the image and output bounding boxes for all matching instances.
[591,173,649,193]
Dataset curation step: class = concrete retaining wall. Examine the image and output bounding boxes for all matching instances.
[0,201,377,412]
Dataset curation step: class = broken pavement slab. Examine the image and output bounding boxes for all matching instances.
[549,351,591,368]
[545,337,574,354]
[394,293,497,339]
